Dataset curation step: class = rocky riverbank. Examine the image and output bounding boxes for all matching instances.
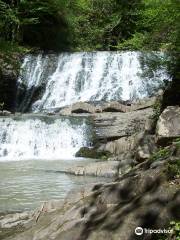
[1,143,179,240]
[57,97,157,178]
[0,95,180,240]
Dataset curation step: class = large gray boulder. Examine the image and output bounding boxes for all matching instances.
[129,96,156,111]
[94,108,153,140]
[71,102,96,114]
[101,101,127,113]
[59,97,156,116]
[156,106,180,145]
[98,135,137,155]
[135,133,157,162]
[63,161,122,178]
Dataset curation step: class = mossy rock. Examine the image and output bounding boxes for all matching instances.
[75,147,111,159]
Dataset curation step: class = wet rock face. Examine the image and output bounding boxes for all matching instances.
[98,135,137,155]
[0,66,18,112]
[59,97,156,116]
[16,83,46,112]
[94,108,153,141]
[0,54,23,112]
[75,147,111,159]
[156,106,180,145]
[71,102,97,114]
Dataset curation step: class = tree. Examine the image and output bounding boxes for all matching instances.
[0,0,70,51]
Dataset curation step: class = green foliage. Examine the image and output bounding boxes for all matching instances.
[20,0,70,50]
[170,221,180,240]
[0,0,179,53]
[156,221,180,240]
[166,159,180,180]
[150,141,180,180]
[152,98,163,122]
[151,147,171,161]
[66,0,119,50]
[0,0,70,51]
[172,138,180,150]
[0,0,179,52]
[139,0,180,51]
[116,32,146,50]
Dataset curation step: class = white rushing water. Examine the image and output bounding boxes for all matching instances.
[18,51,169,112]
[0,51,170,211]
[0,116,91,161]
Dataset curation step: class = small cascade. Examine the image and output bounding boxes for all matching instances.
[1,51,170,161]
[0,116,91,161]
[17,51,170,112]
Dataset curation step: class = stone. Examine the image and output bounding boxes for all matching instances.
[63,161,121,178]
[0,110,11,116]
[59,106,72,115]
[0,211,33,229]
[71,102,96,114]
[129,96,157,111]
[150,160,166,169]
[59,97,156,117]
[98,135,137,155]
[94,108,153,141]
[101,101,127,112]
[7,166,180,240]
[108,152,134,162]
[75,147,111,159]
[156,106,180,145]
[145,118,155,133]
[135,133,157,162]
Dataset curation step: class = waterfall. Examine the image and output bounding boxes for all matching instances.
[1,51,170,161]
[0,51,171,211]
[0,116,91,161]
[17,51,170,112]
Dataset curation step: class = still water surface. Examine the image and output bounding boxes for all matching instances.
[0,159,107,213]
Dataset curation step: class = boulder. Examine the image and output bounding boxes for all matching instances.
[59,106,72,115]
[156,106,180,145]
[108,152,134,162]
[101,101,127,113]
[59,97,156,116]
[144,118,155,133]
[94,108,153,141]
[71,102,96,114]
[75,147,111,159]
[63,161,131,178]
[135,133,157,162]
[0,212,33,229]
[0,110,11,116]
[129,96,156,111]
[98,135,137,155]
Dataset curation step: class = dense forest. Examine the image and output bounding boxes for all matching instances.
[0,0,179,107]
[0,0,179,53]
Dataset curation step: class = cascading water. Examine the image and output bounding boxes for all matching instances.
[17,51,170,112]
[0,115,91,161]
[0,51,170,211]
